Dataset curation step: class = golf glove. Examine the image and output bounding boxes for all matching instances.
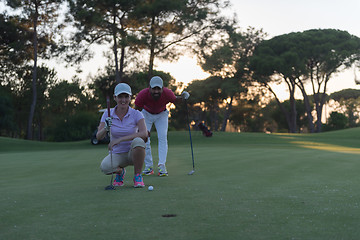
[105,117,112,131]
[182,91,190,100]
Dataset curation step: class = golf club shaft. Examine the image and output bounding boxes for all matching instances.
[109,149,114,184]
[107,96,111,118]
[185,99,195,170]
[106,96,114,188]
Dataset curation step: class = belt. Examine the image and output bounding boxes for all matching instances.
[147,109,166,115]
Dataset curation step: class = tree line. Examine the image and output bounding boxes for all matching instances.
[1,0,360,141]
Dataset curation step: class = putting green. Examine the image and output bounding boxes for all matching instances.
[1,129,360,239]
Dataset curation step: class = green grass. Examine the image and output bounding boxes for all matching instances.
[1,129,360,239]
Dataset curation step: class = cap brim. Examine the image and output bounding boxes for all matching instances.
[115,91,132,96]
[150,84,162,88]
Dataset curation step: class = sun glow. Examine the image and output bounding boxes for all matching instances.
[157,56,210,85]
[292,141,360,155]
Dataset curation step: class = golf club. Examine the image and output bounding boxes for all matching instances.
[184,99,195,175]
[105,96,115,190]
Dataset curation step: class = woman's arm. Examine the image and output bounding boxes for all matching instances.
[96,122,108,140]
[108,118,148,150]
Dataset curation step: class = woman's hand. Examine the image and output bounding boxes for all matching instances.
[108,139,120,151]
[141,131,150,143]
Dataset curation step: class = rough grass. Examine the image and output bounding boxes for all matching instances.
[1,129,360,239]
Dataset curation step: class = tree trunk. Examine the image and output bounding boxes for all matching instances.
[313,91,326,133]
[348,106,357,127]
[209,106,219,131]
[220,95,233,131]
[296,80,315,133]
[315,92,327,132]
[112,13,120,83]
[148,15,156,80]
[302,92,315,133]
[266,84,292,133]
[289,88,297,133]
[315,100,322,132]
[214,104,220,131]
[119,44,125,82]
[317,77,330,132]
[27,4,38,140]
[312,71,331,133]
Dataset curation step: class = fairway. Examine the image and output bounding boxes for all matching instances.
[1,129,360,239]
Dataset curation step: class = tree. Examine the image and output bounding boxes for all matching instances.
[5,0,63,139]
[66,0,228,82]
[0,64,60,139]
[45,79,99,141]
[196,20,266,131]
[251,29,360,133]
[185,76,225,131]
[262,99,307,133]
[0,85,16,136]
[135,0,229,79]
[229,96,265,132]
[30,66,57,140]
[298,29,360,132]
[66,0,141,83]
[250,34,303,133]
[322,111,348,131]
[0,14,32,76]
[329,89,360,128]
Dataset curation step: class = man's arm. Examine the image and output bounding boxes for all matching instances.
[134,89,145,111]
[174,91,190,103]
[174,95,182,103]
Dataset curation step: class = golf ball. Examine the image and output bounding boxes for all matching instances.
[148,186,154,191]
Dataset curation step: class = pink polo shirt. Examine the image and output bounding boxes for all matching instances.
[135,87,177,114]
[100,106,144,154]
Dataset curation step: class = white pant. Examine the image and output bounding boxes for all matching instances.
[142,109,169,168]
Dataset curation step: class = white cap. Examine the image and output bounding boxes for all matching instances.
[114,83,132,96]
[149,76,163,88]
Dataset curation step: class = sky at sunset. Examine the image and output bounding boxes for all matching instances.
[160,0,360,99]
[45,0,360,98]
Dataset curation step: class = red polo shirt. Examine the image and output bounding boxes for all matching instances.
[135,87,177,114]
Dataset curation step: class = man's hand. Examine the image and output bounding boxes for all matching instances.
[181,91,190,100]
[105,117,112,131]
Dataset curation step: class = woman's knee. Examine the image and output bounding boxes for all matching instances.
[131,137,146,149]
[100,159,112,174]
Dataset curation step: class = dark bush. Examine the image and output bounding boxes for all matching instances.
[322,111,348,132]
[46,111,99,142]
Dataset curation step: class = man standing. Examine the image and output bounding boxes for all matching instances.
[135,76,190,176]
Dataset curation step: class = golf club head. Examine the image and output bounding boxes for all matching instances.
[104,185,115,190]
[188,170,195,175]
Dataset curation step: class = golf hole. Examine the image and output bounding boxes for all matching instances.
[162,214,177,218]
